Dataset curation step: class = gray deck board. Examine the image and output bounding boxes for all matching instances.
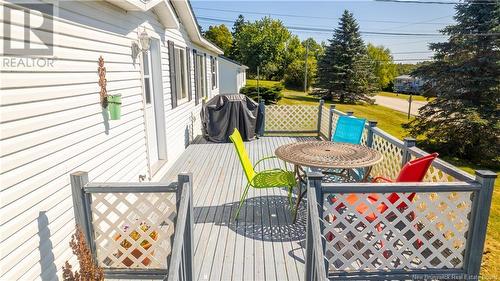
[161,136,313,281]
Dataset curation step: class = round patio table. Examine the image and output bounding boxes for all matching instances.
[275,141,383,222]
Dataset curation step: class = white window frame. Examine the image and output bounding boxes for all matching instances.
[211,57,217,90]
[174,47,188,105]
[196,54,207,99]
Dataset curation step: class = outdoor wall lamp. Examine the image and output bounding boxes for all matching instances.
[138,29,151,52]
[132,28,151,62]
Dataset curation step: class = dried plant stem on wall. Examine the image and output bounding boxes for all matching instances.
[98,56,108,108]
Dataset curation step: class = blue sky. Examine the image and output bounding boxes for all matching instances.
[191,0,457,62]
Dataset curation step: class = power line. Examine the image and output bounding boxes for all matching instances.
[197,16,499,37]
[197,16,448,36]
[392,51,434,54]
[375,0,498,5]
[192,6,454,25]
[384,15,453,32]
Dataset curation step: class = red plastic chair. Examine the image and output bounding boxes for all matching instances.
[327,153,438,253]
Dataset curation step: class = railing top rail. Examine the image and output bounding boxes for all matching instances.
[320,181,481,193]
[84,182,178,193]
[409,146,475,181]
[166,181,191,281]
[371,127,405,147]
[306,178,328,280]
[266,104,318,107]
[332,108,347,116]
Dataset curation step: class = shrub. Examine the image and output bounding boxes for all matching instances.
[239,84,283,104]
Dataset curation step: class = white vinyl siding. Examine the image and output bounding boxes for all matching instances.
[0,1,220,280]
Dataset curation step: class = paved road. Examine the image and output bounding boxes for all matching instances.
[374,95,427,116]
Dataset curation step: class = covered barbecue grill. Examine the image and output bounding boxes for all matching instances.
[201,94,262,143]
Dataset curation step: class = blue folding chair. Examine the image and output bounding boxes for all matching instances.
[329,115,367,181]
[332,115,367,144]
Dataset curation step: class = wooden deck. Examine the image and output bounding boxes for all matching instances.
[161,136,315,281]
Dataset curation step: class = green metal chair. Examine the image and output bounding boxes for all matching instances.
[229,129,296,220]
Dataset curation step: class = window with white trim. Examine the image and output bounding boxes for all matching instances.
[174,48,188,103]
[210,56,217,89]
[196,54,207,99]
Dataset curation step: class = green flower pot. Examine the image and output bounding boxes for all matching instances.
[107,94,122,120]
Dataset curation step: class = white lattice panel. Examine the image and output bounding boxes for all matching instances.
[330,113,340,137]
[360,127,368,146]
[370,134,403,180]
[265,105,318,132]
[409,154,457,182]
[91,192,176,269]
[322,191,473,272]
[320,105,331,139]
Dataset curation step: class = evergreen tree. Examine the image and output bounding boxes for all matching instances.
[315,10,376,103]
[228,15,246,60]
[405,0,499,167]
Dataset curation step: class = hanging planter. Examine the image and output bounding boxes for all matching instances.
[107,94,122,120]
[98,56,123,121]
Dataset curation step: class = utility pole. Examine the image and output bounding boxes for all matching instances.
[304,42,309,93]
[408,92,413,119]
[257,66,260,101]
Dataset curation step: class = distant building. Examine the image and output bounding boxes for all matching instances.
[393,75,424,93]
[218,56,248,94]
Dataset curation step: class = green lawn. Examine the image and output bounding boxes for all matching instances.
[377,91,432,102]
[246,79,500,277]
[246,79,282,88]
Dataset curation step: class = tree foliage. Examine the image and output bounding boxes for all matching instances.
[395,63,418,76]
[228,14,247,60]
[405,0,500,167]
[315,10,377,103]
[302,37,325,61]
[230,17,291,80]
[204,24,233,56]
[367,43,397,90]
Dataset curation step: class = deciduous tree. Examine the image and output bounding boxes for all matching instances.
[367,43,397,90]
[204,24,233,56]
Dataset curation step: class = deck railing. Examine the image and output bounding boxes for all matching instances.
[305,170,496,280]
[70,172,194,280]
[261,102,496,280]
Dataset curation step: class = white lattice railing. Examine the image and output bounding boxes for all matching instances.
[323,191,472,272]
[265,104,319,132]
[91,192,175,269]
[70,172,194,280]
[305,171,495,280]
[320,105,331,139]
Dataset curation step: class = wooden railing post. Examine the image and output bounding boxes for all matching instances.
[366,120,377,147]
[328,105,335,141]
[70,171,96,258]
[258,100,265,136]
[178,173,194,281]
[464,170,497,279]
[305,197,315,281]
[305,172,326,280]
[317,99,324,136]
[401,137,416,166]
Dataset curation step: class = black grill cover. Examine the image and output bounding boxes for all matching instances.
[201,94,259,142]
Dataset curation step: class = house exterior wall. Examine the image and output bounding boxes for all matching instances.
[0,1,218,279]
[219,58,246,94]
